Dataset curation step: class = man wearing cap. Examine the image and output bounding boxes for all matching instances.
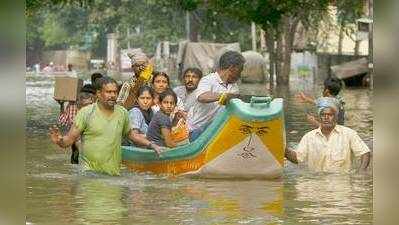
[117,51,152,109]
[285,99,371,173]
[129,51,150,77]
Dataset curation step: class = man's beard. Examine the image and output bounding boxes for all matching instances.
[185,84,197,92]
[321,121,335,130]
[107,100,116,107]
[102,99,116,109]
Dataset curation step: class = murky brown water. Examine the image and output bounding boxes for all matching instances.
[26,74,373,225]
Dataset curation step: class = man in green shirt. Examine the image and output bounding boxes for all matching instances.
[49,76,161,175]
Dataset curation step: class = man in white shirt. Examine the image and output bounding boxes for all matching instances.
[285,100,371,173]
[173,67,203,112]
[188,51,245,141]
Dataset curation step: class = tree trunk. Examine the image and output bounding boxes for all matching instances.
[185,11,190,41]
[354,40,360,56]
[189,10,199,42]
[275,32,283,85]
[251,22,257,51]
[281,35,293,85]
[260,29,266,52]
[276,16,298,85]
[369,0,373,89]
[264,30,275,88]
[338,23,344,55]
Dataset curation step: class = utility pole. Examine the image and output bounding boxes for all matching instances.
[127,27,131,49]
[251,22,257,51]
[260,29,266,52]
[186,11,190,41]
[368,0,373,89]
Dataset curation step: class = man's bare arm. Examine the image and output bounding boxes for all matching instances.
[127,129,162,156]
[198,92,240,105]
[127,129,151,146]
[296,92,316,104]
[359,152,371,171]
[197,91,221,103]
[49,125,81,149]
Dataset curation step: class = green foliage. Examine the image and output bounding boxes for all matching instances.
[197,9,251,49]
[180,0,200,11]
[26,11,44,48]
[41,14,69,48]
[26,0,253,58]
[336,0,364,25]
[335,0,365,41]
[26,0,93,15]
[206,0,330,31]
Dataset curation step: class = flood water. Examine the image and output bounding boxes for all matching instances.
[26,74,373,225]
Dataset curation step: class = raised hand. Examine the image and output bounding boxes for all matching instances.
[295,92,307,103]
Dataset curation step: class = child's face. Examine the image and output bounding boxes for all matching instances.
[322,88,330,97]
[137,91,153,110]
[79,97,94,108]
[153,75,169,94]
[160,95,175,115]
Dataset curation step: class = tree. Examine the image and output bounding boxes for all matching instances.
[205,0,330,86]
[336,0,364,56]
[27,0,253,61]
[156,0,252,47]
[156,0,200,41]
[26,0,93,16]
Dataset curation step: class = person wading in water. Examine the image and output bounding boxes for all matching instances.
[49,76,162,175]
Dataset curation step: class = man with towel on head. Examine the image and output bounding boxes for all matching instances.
[285,97,371,173]
[130,51,150,77]
[117,51,153,110]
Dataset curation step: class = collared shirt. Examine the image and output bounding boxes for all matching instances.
[74,103,131,176]
[295,125,370,173]
[187,72,239,131]
[173,85,198,112]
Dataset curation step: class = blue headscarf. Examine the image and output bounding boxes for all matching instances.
[316,97,339,116]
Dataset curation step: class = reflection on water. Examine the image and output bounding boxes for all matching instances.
[26,74,372,224]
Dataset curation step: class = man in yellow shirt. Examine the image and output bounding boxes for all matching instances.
[49,76,161,175]
[285,99,371,173]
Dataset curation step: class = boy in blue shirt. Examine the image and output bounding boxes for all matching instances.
[296,76,345,126]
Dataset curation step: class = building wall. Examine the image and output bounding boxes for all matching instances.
[316,6,369,56]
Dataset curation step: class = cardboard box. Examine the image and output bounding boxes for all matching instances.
[54,76,83,101]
